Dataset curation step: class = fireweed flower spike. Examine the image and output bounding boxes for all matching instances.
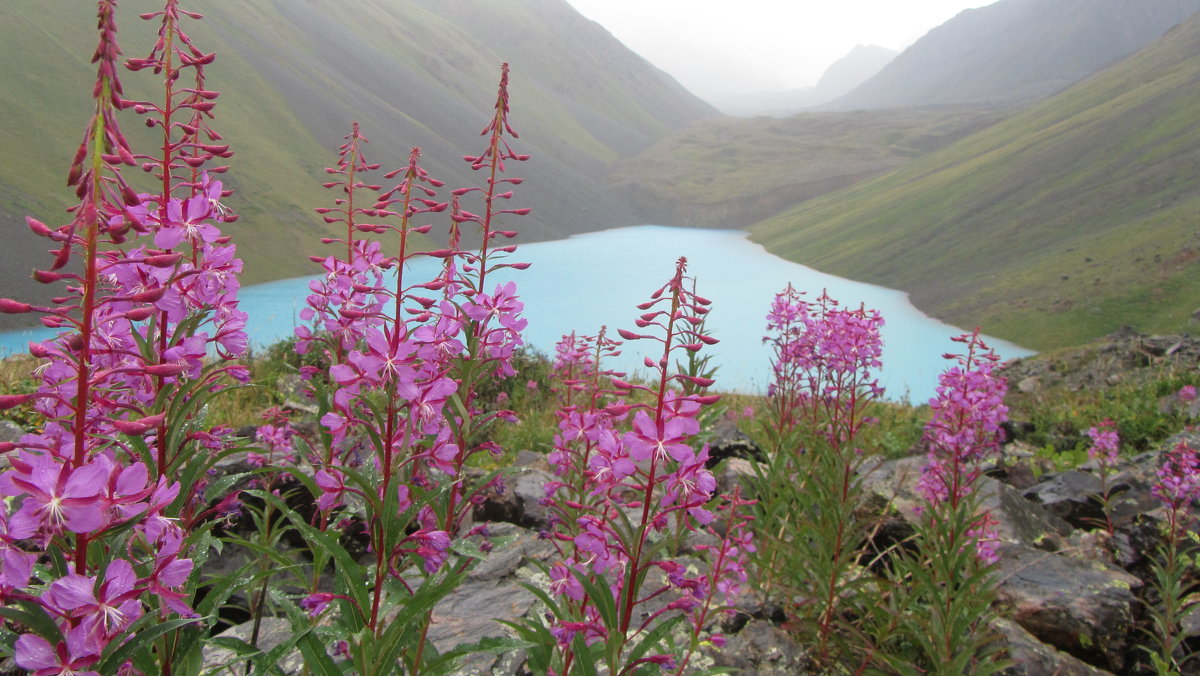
[885,329,1009,674]
[0,6,227,675]
[281,64,529,673]
[1146,440,1200,670]
[1086,418,1120,537]
[750,284,884,666]
[527,259,749,675]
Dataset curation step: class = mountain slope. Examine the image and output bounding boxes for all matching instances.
[829,0,1200,110]
[750,13,1200,349]
[611,105,1008,228]
[0,0,715,328]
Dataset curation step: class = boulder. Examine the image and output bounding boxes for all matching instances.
[1023,470,1106,529]
[858,456,1074,551]
[993,544,1142,672]
[473,468,555,530]
[994,617,1115,676]
[0,419,22,444]
[203,617,306,675]
[705,418,765,467]
[708,618,813,675]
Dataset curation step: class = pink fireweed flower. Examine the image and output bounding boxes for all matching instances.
[1153,441,1200,510]
[314,468,346,512]
[153,192,220,250]
[1086,419,1120,467]
[1,452,112,535]
[404,528,451,573]
[14,624,102,676]
[965,511,1002,566]
[301,592,338,617]
[550,616,606,648]
[918,332,1008,508]
[917,330,1008,567]
[1179,385,1198,403]
[47,558,143,636]
[624,408,695,465]
[548,562,586,602]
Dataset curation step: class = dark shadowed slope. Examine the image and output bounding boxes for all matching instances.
[0,0,715,328]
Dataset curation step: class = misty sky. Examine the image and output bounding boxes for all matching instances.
[563,0,993,103]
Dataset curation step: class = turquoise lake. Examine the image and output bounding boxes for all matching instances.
[0,226,1032,403]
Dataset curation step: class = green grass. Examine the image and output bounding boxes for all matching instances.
[611,106,1008,228]
[748,14,1200,350]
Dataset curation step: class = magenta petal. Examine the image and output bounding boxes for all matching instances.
[63,460,110,500]
[157,558,193,588]
[62,498,105,534]
[115,462,149,496]
[14,633,58,670]
[154,225,186,249]
[49,573,98,611]
[102,558,137,596]
[2,549,36,589]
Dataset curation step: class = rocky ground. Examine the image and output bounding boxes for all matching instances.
[4,329,1200,674]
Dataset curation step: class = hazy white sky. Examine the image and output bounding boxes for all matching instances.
[563,0,994,102]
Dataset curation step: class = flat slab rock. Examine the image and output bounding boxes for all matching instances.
[995,617,1115,676]
[994,544,1141,672]
[859,455,1074,549]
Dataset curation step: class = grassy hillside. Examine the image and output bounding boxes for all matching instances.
[751,14,1200,350]
[830,0,1200,110]
[0,0,715,328]
[610,105,1009,228]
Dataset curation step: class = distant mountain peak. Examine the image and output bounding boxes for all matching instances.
[814,44,898,95]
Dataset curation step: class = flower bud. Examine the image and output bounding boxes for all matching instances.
[0,299,33,314]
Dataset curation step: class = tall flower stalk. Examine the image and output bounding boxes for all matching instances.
[1145,440,1200,673]
[517,258,749,675]
[751,285,884,665]
[880,329,1008,675]
[0,2,245,673]
[279,64,531,674]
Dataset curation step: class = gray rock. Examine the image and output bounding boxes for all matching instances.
[467,522,555,582]
[859,456,1074,551]
[714,457,759,496]
[709,618,813,675]
[474,468,555,530]
[994,617,1114,675]
[1023,470,1105,529]
[706,418,765,466]
[426,578,536,656]
[993,544,1141,672]
[0,419,23,444]
[276,373,317,415]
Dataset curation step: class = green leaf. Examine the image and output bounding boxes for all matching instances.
[97,616,203,673]
[258,491,370,629]
[625,614,682,667]
[295,631,343,676]
[0,601,63,645]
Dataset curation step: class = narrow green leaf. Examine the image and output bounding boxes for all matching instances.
[0,603,63,645]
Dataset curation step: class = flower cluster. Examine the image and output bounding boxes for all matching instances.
[1153,440,1200,510]
[1086,418,1121,535]
[917,329,1008,563]
[535,259,749,673]
[0,3,245,671]
[756,285,885,664]
[285,64,532,671]
[1087,419,1120,467]
[763,285,884,446]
